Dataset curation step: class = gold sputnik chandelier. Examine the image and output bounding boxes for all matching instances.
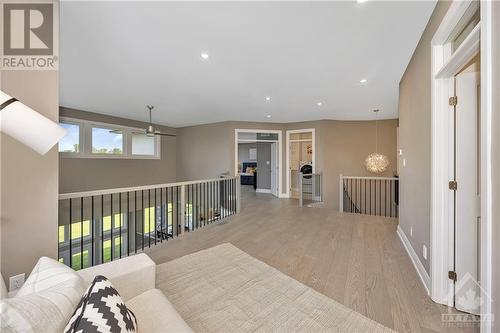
[365,109,390,174]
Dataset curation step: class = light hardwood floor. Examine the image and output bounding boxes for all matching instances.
[147,186,478,333]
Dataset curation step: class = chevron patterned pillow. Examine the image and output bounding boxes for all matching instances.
[64,275,137,333]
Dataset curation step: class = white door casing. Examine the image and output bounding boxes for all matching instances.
[271,142,278,197]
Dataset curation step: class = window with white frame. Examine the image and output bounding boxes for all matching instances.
[59,118,161,159]
[131,132,155,156]
[59,122,80,153]
[91,127,124,155]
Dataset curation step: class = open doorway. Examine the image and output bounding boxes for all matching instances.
[286,129,315,199]
[235,130,281,197]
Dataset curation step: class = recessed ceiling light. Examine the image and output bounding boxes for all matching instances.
[200,52,209,60]
[265,96,271,101]
[357,0,368,3]
[360,78,368,83]
[266,115,272,118]
[317,102,323,106]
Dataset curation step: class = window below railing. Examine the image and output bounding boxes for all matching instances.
[58,176,240,270]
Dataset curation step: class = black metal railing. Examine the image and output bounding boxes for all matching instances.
[58,176,240,270]
[340,175,398,217]
[299,172,323,206]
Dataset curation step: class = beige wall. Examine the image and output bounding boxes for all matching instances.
[59,108,177,193]
[398,1,451,274]
[319,120,398,209]
[1,70,60,280]
[176,119,397,209]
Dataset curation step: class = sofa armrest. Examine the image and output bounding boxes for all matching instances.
[77,253,155,301]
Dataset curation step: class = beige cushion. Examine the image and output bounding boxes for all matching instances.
[0,257,85,333]
[78,253,155,302]
[0,279,85,333]
[17,256,84,297]
[127,289,193,333]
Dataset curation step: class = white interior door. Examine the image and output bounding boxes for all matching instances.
[454,64,480,315]
[270,142,278,197]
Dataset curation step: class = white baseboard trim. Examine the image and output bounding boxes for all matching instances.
[256,188,271,194]
[278,193,289,198]
[396,225,431,295]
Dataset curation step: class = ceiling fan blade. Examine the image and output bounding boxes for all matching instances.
[154,132,176,137]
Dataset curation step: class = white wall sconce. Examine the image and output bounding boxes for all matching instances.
[0,90,66,155]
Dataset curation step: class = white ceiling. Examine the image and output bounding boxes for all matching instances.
[60,1,436,127]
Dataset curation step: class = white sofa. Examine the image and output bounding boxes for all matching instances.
[1,254,193,333]
[78,253,193,333]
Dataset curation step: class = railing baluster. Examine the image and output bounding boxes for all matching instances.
[356,179,358,213]
[195,183,198,229]
[225,179,229,217]
[348,179,351,213]
[364,179,366,214]
[166,187,170,238]
[188,184,192,231]
[215,181,219,221]
[127,192,130,256]
[343,180,346,212]
[165,187,174,237]
[148,189,151,248]
[198,183,200,227]
[69,198,73,269]
[91,196,94,266]
[80,196,84,269]
[384,180,387,217]
[176,186,179,235]
[154,188,158,243]
[379,179,381,216]
[141,190,144,250]
[119,192,122,258]
[388,180,391,217]
[111,193,114,261]
[232,179,235,215]
[369,179,372,215]
[134,191,138,252]
[160,188,164,241]
[170,186,174,237]
[101,195,104,264]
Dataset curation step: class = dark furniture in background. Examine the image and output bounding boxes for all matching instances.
[240,162,256,186]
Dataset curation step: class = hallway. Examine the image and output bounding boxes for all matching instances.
[147,189,477,333]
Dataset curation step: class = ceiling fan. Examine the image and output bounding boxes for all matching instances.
[143,105,176,137]
[109,105,176,137]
